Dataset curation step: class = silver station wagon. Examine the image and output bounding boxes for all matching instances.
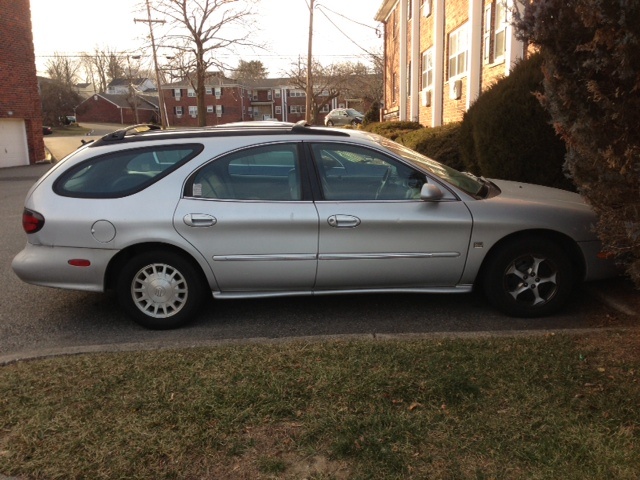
[13,122,617,329]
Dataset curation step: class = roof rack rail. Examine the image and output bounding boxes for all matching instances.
[89,121,349,147]
[100,124,162,142]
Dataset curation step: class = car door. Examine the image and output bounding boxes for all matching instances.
[173,142,319,293]
[309,142,473,289]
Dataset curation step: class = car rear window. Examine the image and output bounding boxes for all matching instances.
[53,144,203,198]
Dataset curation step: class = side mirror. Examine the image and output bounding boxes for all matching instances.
[420,183,444,201]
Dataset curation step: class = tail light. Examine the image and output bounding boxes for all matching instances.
[22,209,45,234]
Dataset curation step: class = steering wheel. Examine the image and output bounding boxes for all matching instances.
[375,167,392,199]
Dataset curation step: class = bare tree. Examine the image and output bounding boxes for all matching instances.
[81,47,126,93]
[230,60,268,82]
[286,59,373,124]
[45,53,81,87]
[151,0,260,126]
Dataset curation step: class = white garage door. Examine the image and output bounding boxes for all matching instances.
[0,119,29,168]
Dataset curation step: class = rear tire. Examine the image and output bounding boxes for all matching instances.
[483,239,575,317]
[116,250,205,329]
[326,120,334,126]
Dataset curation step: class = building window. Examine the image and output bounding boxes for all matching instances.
[189,106,197,117]
[175,106,183,117]
[320,104,330,113]
[216,105,223,116]
[206,105,213,113]
[215,87,222,98]
[422,0,432,17]
[483,4,493,64]
[494,2,508,61]
[275,106,282,114]
[421,49,434,90]
[268,90,272,100]
[206,87,213,95]
[173,88,182,99]
[392,73,398,103]
[188,89,196,97]
[448,24,469,78]
[290,90,305,97]
[290,105,306,114]
[275,90,281,98]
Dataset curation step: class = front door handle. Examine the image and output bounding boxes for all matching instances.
[327,214,361,228]
[183,213,217,227]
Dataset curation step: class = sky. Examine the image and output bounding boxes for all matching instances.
[29,0,384,79]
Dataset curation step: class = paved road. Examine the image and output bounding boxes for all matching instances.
[0,130,636,364]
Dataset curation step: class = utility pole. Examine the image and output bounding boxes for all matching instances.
[135,0,168,128]
[305,0,314,124]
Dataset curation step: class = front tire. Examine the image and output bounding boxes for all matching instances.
[326,120,334,126]
[117,250,205,329]
[483,239,575,317]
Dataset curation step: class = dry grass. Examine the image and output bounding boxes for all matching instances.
[1,330,639,479]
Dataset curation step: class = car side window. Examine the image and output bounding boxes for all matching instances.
[311,143,426,201]
[54,144,203,198]
[190,144,302,201]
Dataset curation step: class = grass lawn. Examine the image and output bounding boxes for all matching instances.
[1,330,638,479]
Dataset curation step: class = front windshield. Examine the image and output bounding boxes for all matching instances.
[345,109,362,117]
[368,133,485,197]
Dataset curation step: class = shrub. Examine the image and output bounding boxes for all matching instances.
[460,52,571,190]
[515,1,640,284]
[362,101,381,126]
[362,121,423,141]
[396,122,465,170]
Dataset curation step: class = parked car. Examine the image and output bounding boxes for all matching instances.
[324,108,364,127]
[42,126,53,135]
[12,122,617,329]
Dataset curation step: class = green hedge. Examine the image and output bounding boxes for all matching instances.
[396,122,464,171]
[460,53,571,190]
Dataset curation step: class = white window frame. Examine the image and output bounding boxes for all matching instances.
[188,105,197,117]
[187,88,196,97]
[448,24,469,79]
[422,0,432,17]
[175,106,183,117]
[275,90,281,98]
[483,3,493,64]
[214,87,222,99]
[174,88,182,100]
[206,105,214,113]
[494,2,508,62]
[216,104,223,117]
[206,87,213,95]
[421,48,434,90]
[275,105,282,114]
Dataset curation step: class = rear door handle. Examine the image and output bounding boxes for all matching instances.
[327,214,361,228]
[183,213,217,227]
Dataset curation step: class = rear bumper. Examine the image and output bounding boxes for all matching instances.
[12,243,117,292]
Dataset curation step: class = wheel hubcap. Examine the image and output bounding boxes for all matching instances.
[131,263,188,318]
[504,255,558,306]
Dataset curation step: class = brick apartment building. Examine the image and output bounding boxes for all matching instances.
[0,0,45,167]
[162,76,373,128]
[375,0,527,127]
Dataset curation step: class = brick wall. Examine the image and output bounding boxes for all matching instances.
[0,0,45,164]
[76,96,157,124]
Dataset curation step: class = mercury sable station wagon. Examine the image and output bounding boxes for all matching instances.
[12,122,618,329]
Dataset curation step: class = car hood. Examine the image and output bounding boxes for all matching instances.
[489,178,588,208]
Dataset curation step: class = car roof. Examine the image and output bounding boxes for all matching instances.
[89,121,351,148]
